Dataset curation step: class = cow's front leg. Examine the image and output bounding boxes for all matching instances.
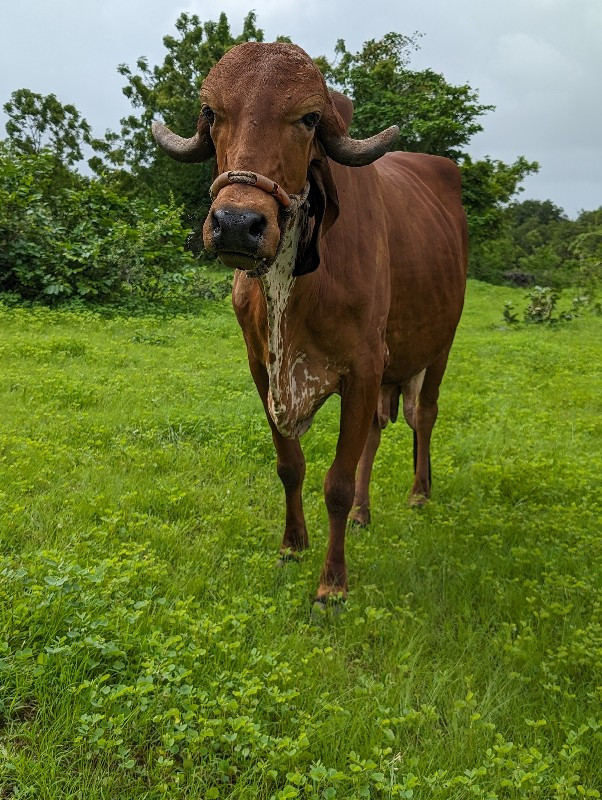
[247,352,309,555]
[316,374,381,603]
[274,435,308,555]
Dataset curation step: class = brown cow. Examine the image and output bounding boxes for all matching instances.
[152,42,467,606]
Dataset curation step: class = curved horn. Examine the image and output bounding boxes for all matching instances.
[151,120,214,163]
[318,93,398,167]
[319,124,399,167]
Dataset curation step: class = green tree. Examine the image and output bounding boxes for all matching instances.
[461,155,539,244]
[511,198,567,229]
[0,142,195,303]
[320,35,538,247]
[3,88,91,168]
[469,199,602,289]
[322,33,492,159]
[568,208,602,289]
[91,11,265,238]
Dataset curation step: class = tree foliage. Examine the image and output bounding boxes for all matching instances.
[3,88,91,168]
[461,155,539,243]
[2,10,597,303]
[0,143,195,303]
[470,198,602,288]
[318,34,539,247]
[322,33,493,160]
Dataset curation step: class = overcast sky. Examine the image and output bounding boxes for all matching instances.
[2,0,600,217]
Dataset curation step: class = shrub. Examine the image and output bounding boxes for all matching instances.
[523,285,559,324]
[0,143,196,303]
[502,270,535,287]
[468,236,518,284]
[501,286,594,326]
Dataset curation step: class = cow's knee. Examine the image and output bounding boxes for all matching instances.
[277,460,305,492]
[324,472,355,519]
[416,399,438,431]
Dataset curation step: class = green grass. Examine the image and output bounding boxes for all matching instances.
[0,280,600,799]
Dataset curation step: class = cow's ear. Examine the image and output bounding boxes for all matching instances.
[293,154,339,277]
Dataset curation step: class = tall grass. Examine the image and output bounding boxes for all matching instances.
[0,281,600,798]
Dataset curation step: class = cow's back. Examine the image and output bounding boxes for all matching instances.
[374,151,468,382]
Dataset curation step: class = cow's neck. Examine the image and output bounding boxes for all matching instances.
[260,211,321,438]
[260,215,300,361]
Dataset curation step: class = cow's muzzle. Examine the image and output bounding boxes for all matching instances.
[210,208,267,254]
[204,172,310,276]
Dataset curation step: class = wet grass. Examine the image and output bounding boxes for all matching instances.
[0,280,600,798]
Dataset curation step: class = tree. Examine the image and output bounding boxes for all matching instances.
[320,35,538,247]
[568,208,602,289]
[322,33,493,160]
[3,88,91,167]
[461,155,539,243]
[510,198,567,229]
[0,141,195,303]
[90,11,265,237]
[467,198,602,288]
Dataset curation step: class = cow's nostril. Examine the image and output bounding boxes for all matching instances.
[211,211,222,233]
[249,215,267,240]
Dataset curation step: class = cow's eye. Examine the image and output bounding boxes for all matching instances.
[201,106,215,125]
[301,112,320,130]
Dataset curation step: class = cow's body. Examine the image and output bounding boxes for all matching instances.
[152,43,467,604]
[234,152,466,436]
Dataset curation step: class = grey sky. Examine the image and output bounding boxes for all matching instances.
[2,0,600,217]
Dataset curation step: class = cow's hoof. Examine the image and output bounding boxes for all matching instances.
[311,593,347,619]
[349,507,371,527]
[408,492,429,508]
[276,550,301,568]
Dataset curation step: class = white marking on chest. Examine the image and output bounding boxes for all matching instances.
[260,218,328,438]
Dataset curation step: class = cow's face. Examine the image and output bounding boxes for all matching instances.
[152,43,399,276]
[200,44,326,272]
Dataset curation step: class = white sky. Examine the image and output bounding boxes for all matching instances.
[1,0,600,217]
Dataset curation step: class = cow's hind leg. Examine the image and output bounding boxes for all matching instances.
[248,354,309,555]
[349,412,381,527]
[350,385,400,526]
[408,350,450,505]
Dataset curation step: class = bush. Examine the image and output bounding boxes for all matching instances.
[523,285,559,323]
[468,236,518,284]
[0,143,196,303]
[502,270,536,287]
[501,286,595,326]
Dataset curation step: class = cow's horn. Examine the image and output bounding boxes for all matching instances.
[151,121,214,163]
[319,125,400,167]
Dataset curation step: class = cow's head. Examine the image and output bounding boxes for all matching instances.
[152,43,398,276]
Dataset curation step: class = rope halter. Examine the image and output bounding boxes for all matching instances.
[209,170,310,214]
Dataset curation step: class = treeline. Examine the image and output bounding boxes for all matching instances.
[1,11,599,304]
[473,200,601,289]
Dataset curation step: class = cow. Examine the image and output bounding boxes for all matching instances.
[152,42,467,607]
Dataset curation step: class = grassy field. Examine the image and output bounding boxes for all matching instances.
[0,279,600,799]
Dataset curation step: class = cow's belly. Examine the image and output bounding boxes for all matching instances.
[383,304,463,384]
